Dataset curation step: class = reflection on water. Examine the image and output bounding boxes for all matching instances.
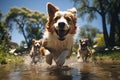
[0,59,120,80]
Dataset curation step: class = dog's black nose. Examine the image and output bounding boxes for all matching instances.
[58,22,65,29]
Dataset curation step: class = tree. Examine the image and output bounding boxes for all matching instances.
[0,12,10,53]
[25,11,46,46]
[6,7,47,47]
[26,26,43,46]
[78,24,100,47]
[106,0,120,47]
[72,0,109,47]
[72,0,120,48]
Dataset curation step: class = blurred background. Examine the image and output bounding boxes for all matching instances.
[0,0,120,63]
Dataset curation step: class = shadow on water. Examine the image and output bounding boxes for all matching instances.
[0,57,120,80]
[47,66,80,80]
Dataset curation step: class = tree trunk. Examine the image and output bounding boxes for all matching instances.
[116,10,120,46]
[98,0,109,48]
[101,14,109,48]
[20,25,29,48]
[109,12,116,47]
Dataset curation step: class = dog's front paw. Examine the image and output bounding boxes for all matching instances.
[77,52,80,59]
[56,50,69,66]
[56,57,65,66]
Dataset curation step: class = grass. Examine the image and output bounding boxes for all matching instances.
[0,52,24,65]
[91,50,120,64]
[6,54,24,64]
[93,50,120,59]
[1,49,120,65]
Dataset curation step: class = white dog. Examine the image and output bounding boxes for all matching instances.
[43,2,77,66]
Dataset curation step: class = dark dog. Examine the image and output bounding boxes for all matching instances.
[77,39,91,62]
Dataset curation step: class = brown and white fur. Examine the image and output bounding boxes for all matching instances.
[77,39,92,62]
[43,2,77,66]
[30,39,50,64]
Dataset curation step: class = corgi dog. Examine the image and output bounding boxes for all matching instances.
[77,39,92,62]
[43,2,77,66]
[30,39,50,64]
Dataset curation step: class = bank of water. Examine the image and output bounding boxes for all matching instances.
[0,56,120,80]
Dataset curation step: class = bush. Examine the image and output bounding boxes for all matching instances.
[93,50,120,59]
[0,51,7,64]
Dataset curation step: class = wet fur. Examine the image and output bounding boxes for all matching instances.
[30,39,50,64]
[43,3,77,66]
[77,39,92,62]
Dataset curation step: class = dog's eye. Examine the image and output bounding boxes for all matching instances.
[54,17,60,23]
[66,17,71,22]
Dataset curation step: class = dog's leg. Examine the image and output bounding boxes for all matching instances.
[44,49,50,55]
[40,47,50,56]
[81,54,84,62]
[56,49,69,66]
[77,51,80,59]
[30,46,34,57]
[84,55,87,62]
[46,54,53,65]
[38,53,40,63]
[32,54,36,64]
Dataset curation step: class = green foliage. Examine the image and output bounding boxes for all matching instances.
[6,7,47,47]
[5,54,24,64]
[0,41,9,64]
[78,24,100,46]
[0,12,10,62]
[0,51,7,64]
[72,41,79,52]
[72,0,97,21]
[0,12,24,65]
[15,46,26,53]
[0,52,24,65]
[72,0,120,47]
[93,50,120,60]
[94,34,105,48]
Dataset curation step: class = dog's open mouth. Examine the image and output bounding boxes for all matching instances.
[55,29,70,41]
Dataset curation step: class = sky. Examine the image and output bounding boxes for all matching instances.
[0,0,102,45]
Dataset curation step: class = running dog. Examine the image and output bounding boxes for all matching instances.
[30,39,50,64]
[77,39,92,62]
[43,2,77,66]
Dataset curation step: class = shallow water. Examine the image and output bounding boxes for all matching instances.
[0,56,120,80]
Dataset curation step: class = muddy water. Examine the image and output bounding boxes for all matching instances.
[0,56,120,80]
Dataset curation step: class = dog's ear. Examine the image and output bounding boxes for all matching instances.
[32,39,36,44]
[47,2,59,19]
[67,8,77,17]
[68,8,77,34]
[79,39,82,43]
[38,39,42,45]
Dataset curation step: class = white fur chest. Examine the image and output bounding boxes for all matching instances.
[43,31,74,51]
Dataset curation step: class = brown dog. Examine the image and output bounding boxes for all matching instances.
[77,39,91,62]
[30,39,50,64]
[42,2,77,66]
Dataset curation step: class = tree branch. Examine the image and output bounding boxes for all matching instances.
[86,6,101,15]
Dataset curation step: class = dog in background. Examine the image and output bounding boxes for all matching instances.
[43,2,77,66]
[77,39,92,62]
[30,39,50,64]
